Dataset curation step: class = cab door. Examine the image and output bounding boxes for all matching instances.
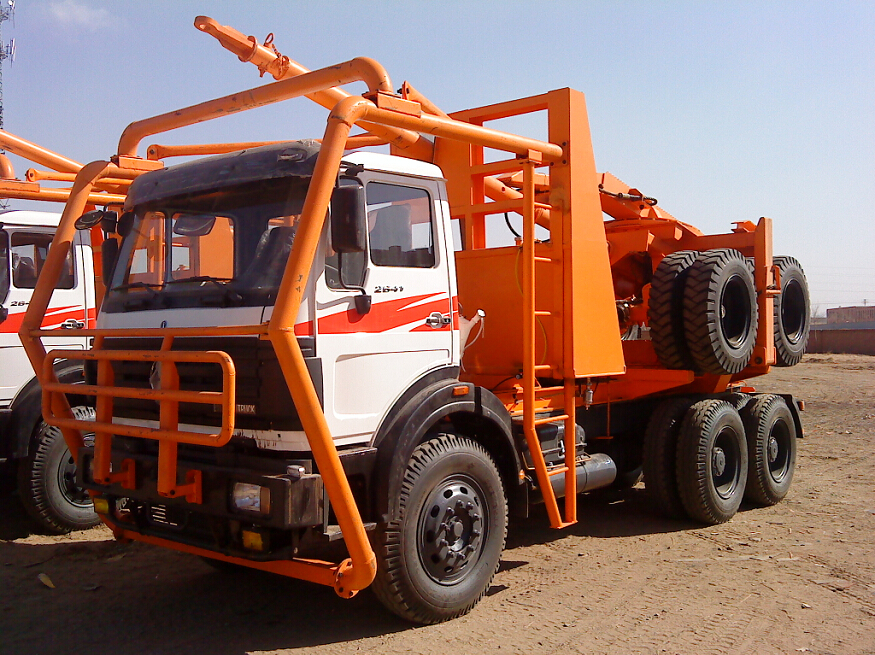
[0,228,88,401]
[314,174,455,445]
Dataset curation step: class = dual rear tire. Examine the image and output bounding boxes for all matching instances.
[644,394,796,524]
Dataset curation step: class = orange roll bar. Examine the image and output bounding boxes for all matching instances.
[0,153,14,179]
[117,57,396,158]
[19,161,116,458]
[268,94,378,597]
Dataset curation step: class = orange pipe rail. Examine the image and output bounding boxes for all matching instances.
[117,57,396,158]
[0,180,125,206]
[0,129,83,174]
[25,168,132,187]
[146,134,385,161]
[194,16,430,158]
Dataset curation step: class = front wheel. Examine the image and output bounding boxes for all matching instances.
[17,406,100,534]
[371,433,507,624]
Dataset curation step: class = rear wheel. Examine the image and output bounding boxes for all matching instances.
[17,406,100,534]
[643,397,693,519]
[371,433,507,624]
[741,394,797,505]
[676,399,747,524]
[773,256,810,367]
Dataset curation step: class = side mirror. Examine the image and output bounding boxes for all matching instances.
[75,209,117,231]
[330,184,366,253]
[116,211,135,238]
[101,238,120,284]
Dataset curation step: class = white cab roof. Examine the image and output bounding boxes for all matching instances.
[0,209,62,228]
[342,151,444,180]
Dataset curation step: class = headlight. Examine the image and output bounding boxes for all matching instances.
[231,482,270,514]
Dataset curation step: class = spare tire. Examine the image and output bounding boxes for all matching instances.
[648,250,699,370]
[773,256,810,367]
[683,249,758,375]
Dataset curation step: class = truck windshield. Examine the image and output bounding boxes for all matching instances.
[104,177,309,312]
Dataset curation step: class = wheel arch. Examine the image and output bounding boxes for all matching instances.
[372,375,523,523]
[6,360,87,460]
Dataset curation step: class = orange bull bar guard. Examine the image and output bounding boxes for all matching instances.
[42,344,236,504]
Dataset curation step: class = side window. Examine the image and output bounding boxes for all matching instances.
[11,232,75,290]
[367,182,434,268]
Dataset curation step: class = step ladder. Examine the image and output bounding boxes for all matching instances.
[516,159,578,528]
[461,154,579,529]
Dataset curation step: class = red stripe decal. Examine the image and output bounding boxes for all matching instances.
[315,293,450,335]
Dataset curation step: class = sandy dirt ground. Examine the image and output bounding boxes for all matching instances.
[1,354,873,655]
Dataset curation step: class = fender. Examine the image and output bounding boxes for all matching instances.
[778,393,805,440]
[371,371,523,523]
[3,361,86,460]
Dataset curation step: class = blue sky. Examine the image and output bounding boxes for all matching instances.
[2,1,872,312]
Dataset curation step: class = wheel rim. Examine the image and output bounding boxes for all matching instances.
[57,448,93,508]
[417,475,488,585]
[711,426,742,499]
[719,274,752,350]
[767,418,793,483]
[781,279,807,343]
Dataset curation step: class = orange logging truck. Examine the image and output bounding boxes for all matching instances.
[20,16,810,623]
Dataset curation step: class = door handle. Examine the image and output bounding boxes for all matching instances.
[60,318,86,329]
[425,312,451,329]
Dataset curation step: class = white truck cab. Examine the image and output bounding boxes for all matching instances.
[97,146,458,452]
[0,209,98,532]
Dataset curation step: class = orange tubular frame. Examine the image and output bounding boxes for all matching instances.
[21,50,567,597]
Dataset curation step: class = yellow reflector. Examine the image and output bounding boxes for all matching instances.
[93,497,109,514]
[242,530,264,551]
[452,385,470,396]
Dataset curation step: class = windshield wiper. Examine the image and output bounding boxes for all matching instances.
[165,275,233,288]
[113,281,164,292]
[165,276,243,306]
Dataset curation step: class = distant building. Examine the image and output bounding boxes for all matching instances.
[827,305,875,324]
[810,305,875,355]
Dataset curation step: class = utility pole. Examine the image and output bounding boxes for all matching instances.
[0,1,14,209]
[0,0,14,132]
